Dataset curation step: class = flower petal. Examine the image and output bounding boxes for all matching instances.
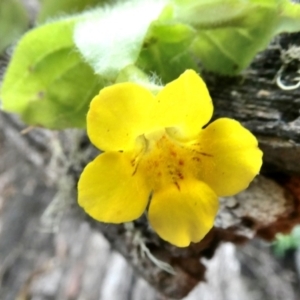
[78,151,150,223]
[155,70,213,140]
[148,179,218,247]
[88,83,155,151]
[195,118,263,196]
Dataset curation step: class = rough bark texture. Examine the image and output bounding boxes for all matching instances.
[206,33,300,174]
[2,1,300,299]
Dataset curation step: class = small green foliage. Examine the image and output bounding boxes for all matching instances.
[116,65,149,84]
[37,0,108,23]
[273,226,300,257]
[137,5,198,82]
[0,0,29,54]
[172,0,252,28]
[1,17,103,129]
[188,0,300,74]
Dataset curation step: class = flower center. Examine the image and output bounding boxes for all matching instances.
[138,129,196,191]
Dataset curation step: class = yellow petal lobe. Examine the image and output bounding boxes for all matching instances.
[195,118,263,196]
[78,151,150,223]
[88,83,155,151]
[148,179,219,247]
[155,70,213,140]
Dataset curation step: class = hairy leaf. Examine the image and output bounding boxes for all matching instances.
[183,0,300,74]
[74,0,168,80]
[1,17,103,129]
[37,0,108,23]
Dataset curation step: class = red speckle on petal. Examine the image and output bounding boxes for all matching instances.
[153,160,159,167]
[174,181,180,191]
[170,151,177,157]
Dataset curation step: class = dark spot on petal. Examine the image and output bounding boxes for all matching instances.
[170,151,177,157]
[199,152,213,157]
[174,182,180,191]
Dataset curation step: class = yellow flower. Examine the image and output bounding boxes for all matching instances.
[78,70,263,247]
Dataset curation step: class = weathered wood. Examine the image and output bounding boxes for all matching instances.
[205,33,300,174]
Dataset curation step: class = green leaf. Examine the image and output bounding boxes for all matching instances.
[182,0,300,75]
[73,0,168,80]
[116,65,163,95]
[277,0,300,32]
[190,17,275,75]
[37,0,109,23]
[1,17,104,129]
[116,65,149,84]
[0,0,29,53]
[273,225,300,257]
[137,22,198,82]
[74,0,300,79]
[172,0,254,29]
